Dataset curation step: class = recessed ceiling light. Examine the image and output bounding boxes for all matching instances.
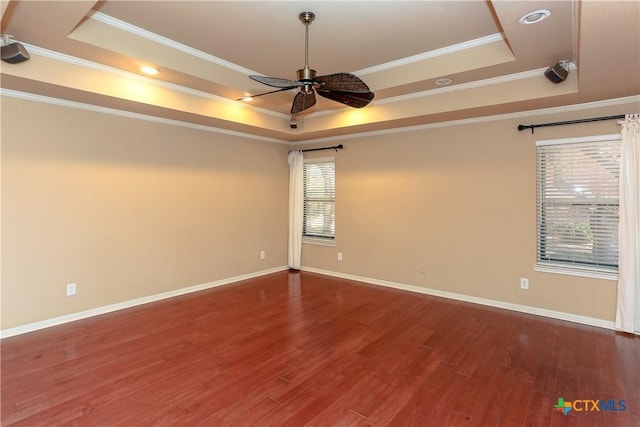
[435,78,453,86]
[240,96,254,102]
[519,9,551,25]
[140,66,159,75]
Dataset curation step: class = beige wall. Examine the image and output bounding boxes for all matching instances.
[2,95,637,331]
[300,101,638,322]
[1,96,289,329]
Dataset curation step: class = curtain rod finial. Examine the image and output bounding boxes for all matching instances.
[517,124,535,134]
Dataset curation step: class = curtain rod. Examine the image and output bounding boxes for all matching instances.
[290,144,344,153]
[517,115,625,134]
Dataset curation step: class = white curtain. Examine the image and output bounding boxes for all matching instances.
[288,150,304,269]
[615,114,640,334]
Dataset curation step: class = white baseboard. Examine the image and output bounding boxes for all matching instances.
[0,266,289,339]
[2,265,616,339]
[301,266,616,331]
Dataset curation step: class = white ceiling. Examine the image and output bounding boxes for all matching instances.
[1,1,639,142]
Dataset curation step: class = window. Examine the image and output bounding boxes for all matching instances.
[303,159,335,242]
[536,135,621,278]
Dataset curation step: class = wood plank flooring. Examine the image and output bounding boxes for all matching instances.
[2,270,639,426]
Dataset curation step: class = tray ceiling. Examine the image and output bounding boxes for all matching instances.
[1,1,639,142]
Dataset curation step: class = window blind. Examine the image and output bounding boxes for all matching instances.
[536,138,620,270]
[303,161,335,239]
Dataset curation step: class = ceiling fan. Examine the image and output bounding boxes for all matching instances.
[244,11,375,115]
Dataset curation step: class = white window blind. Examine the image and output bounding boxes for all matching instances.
[303,160,335,240]
[536,136,620,272]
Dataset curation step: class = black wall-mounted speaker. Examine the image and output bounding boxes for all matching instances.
[544,62,568,84]
[1,42,30,64]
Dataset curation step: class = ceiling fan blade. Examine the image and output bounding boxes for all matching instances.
[250,75,303,88]
[316,89,375,109]
[291,89,317,114]
[236,86,299,101]
[313,73,371,93]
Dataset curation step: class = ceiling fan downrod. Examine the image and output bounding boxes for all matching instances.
[297,11,316,88]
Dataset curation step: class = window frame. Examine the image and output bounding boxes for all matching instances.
[302,157,336,246]
[534,134,621,281]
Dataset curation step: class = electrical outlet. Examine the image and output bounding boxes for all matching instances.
[260,250,265,259]
[520,278,529,290]
[337,252,343,261]
[66,283,77,296]
[419,263,426,274]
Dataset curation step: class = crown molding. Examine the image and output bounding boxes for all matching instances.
[298,95,640,145]
[355,33,505,76]
[306,63,579,120]
[91,11,504,85]
[382,61,577,105]
[4,88,636,147]
[90,11,259,76]
[22,43,289,120]
[0,88,288,145]
[22,42,554,123]
[371,67,549,106]
[4,83,637,147]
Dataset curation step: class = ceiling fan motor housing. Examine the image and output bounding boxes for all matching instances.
[297,68,316,81]
[297,67,316,92]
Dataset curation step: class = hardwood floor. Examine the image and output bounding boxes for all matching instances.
[2,270,638,426]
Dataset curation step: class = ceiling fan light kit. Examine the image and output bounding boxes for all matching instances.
[245,11,375,119]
